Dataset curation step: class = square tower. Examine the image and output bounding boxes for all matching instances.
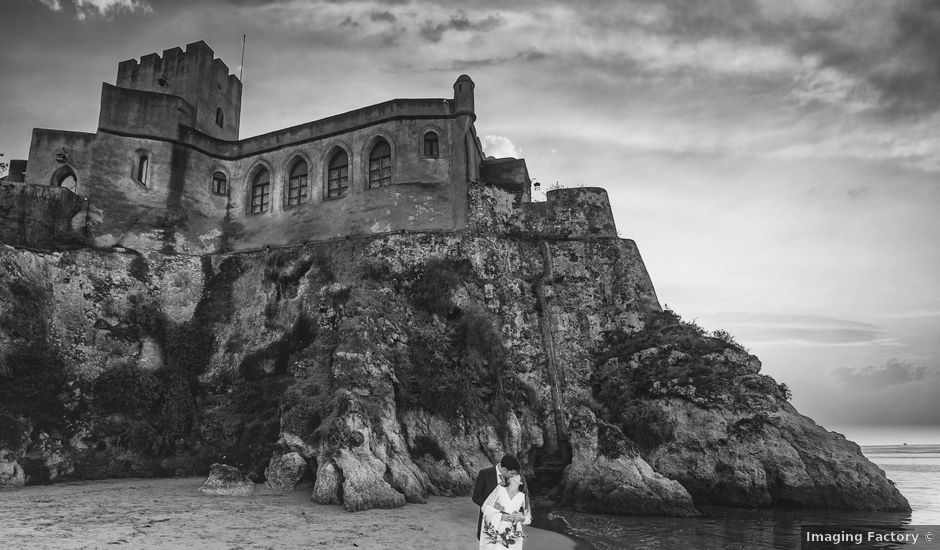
[115,41,242,140]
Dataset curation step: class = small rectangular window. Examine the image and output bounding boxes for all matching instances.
[211,172,227,195]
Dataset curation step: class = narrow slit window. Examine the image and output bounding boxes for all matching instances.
[327,151,349,198]
[136,155,149,185]
[216,108,224,128]
[250,168,271,214]
[368,140,391,188]
[287,160,308,206]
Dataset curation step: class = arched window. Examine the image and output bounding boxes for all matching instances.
[211,171,227,195]
[250,168,271,214]
[423,131,439,157]
[327,151,349,198]
[368,140,391,188]
[216,107,224,128]
[286,159,308,206]
[135,152,149,186]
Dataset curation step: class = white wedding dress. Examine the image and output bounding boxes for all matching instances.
[479,486,531,549]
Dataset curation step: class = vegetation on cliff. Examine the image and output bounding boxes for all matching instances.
[0,235,909,514]
[587,308,909,511]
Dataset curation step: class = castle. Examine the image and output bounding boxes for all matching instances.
[1,41,618,253]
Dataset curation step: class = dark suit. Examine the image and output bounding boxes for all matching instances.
[472,466,500,540]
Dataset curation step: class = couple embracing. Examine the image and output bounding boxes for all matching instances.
[472,454,532,549]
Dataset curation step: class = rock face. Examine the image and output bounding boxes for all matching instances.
[199,463,255,496]
[562,408,698,516]
[0,182,909,515]
[264,452,308,490]
[643,399,911,511]
[0,459,25,487]
[591,313,910,512]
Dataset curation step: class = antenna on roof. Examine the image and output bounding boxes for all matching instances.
[239,34,246,82]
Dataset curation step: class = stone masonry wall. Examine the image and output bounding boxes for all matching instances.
[468,181,619,239]
[0,184,88,249]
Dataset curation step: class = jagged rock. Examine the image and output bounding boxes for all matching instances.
[0,221,911,515]
[332,450,406,512]
[199,463,255,496]
[265,452,308,490]
[0,460,25,487]
[278,433,316,460]
[562,408,698,516]
[643,398,911,511]
[399,410,496,496]
[312,460,342,505]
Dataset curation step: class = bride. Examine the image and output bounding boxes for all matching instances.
[479,473,532,549]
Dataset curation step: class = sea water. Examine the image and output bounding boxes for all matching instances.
[559,444,940,549]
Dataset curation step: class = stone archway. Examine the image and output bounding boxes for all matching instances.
[51,165,78,194]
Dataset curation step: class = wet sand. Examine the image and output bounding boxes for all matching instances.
[0,477,580,549]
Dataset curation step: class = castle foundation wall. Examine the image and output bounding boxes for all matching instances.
[0,184,88,249]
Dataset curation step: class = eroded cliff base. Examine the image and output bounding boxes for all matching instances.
[0,229,909,515]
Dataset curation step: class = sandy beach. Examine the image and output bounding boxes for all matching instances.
[0,477,581,549]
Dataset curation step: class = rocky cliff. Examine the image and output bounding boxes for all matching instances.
[0,182,909,515]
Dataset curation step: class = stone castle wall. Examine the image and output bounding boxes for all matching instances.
[8,42,498,254]
[0,184,87,249]
[116,41,241,140]
[23,130,96,189]
[468,180,619,240]
[19,102,481,254]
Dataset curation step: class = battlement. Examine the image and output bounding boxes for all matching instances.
[115,41,242,140]
[10,41,511,255]
[116,41,239,98]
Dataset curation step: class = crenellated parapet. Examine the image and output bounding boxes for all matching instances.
[115,41,242,140]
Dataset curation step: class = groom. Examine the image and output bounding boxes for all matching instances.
[472,453,521,540]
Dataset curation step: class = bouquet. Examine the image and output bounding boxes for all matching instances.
[482,516,526,548]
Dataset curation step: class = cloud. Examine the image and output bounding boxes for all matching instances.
[34,0,63,11]
[568,0,940,118]
[831,358,933,390]
[370,10,396,23]
[792,64,881,113]
[701,312,891,346]
[419,10,501,43]
[34,0,153,19]
[442,50,547,71]
[867,1,940,115]
[482,136,521,159]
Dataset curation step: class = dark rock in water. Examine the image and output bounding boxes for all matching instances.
[199,463,255,496]
[562,408,698,517]
[640,400,911,512]
[265,451,308,490]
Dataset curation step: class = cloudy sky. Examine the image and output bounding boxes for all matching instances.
[2,0,938,445]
